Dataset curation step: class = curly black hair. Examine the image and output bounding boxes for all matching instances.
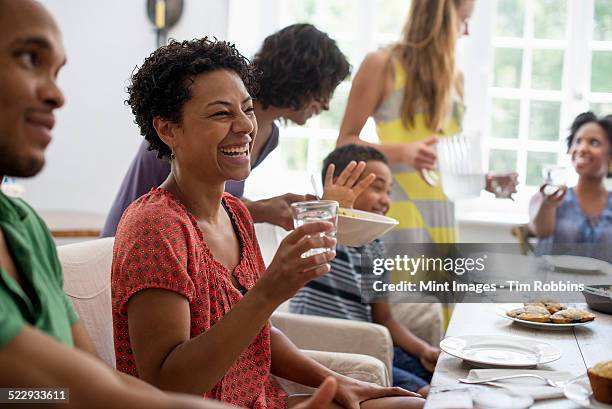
[253,24,350,110]
[127,37,258,159]
[321,144,389,183]
[566,111,612,176]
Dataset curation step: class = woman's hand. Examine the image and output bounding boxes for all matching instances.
[401,136,438,171]
[293,377,338,409]
[322,161,376,208]
[334,375,421,409]
[258,222,337,304]
[539,184,568,207]
[485,172,519,198]
[418,346,440,373]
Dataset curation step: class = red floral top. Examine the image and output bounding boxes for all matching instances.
[111,188,287,409]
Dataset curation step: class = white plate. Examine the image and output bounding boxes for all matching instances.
[336,208,398,247]
[564,376,612,408]
[544,255,609,273]
[496,304,595,330]
[440,334,561,368]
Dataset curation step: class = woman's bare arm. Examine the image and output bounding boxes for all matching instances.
[127,285,278,394]
[337,50,404,163]
[126,222,336,395]
[337,50,436,170]
[528,187,567,237]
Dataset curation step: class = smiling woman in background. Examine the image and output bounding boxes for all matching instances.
[530,112,612,260]
[111,37,424,409]
[101,24,349,236]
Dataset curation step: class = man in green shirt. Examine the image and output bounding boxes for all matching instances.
[0,1,338,408]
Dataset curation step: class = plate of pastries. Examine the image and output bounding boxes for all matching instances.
[496,301,596,329]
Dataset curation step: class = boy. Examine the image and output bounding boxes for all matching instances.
[290,144,440,397]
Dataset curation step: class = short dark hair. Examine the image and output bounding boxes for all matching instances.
[567,111,612,176]
[253,24,350,110]
[321,144,389,183]
[127,37,258,159]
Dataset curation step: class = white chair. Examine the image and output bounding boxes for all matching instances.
[57,238,391,393]
[60,237,115,367]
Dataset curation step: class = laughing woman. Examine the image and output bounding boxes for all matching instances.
[111,38,423,409]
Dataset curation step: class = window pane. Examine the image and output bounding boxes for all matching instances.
[590,102,612,116]
[533,0,566,40]
[281,138,309,171]
[529,101,561,141]
[319,82,350,129]
[531,49,564,90]
[285,0,317,22]
[494,48,523,88]
[284,0,357,34]
[496,0,525,37]
[526,151,557,186]
[491,99,520,139]
[594,0,612,41]
[591,51,612,92]
[376,0,409,35]
[489,149,517,172]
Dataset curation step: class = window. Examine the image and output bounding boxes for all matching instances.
[488,0,569,189]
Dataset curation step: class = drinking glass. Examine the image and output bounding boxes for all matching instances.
[291,200,338,257]
[541,165,567,196]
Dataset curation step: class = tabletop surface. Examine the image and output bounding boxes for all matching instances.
[426,302,612,408]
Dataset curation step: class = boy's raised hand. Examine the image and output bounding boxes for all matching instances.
[322,161,376,208]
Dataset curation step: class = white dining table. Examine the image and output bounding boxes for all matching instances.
[425,302,612,408]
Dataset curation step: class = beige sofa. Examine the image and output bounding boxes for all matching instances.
[58,238,392,394]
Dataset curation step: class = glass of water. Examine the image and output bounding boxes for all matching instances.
[541,165,567,196]
[291,200,339,257]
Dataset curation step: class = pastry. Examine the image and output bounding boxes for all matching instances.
[524,301,566,314]
[550,308,595,324]
[516,311,551,323]
[588,360,612,403]
[507,305,551,322]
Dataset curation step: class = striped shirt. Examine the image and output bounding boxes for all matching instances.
[289,240,386,322]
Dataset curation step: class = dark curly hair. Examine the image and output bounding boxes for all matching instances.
[566,111,612,176]
[127,37,258,159]
[253,24,350,110]
[321,144,389,183]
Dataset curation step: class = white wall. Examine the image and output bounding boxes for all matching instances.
[20,0,229,214]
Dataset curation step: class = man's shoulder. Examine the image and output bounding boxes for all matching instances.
[2,195,52,238]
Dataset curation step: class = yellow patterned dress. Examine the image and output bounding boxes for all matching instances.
[374,58,464,244]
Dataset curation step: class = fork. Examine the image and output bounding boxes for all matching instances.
[458,373,584,388]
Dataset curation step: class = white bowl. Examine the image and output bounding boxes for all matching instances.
[336,208,398,247]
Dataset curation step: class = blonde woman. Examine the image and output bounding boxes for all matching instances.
[338,0,516,244]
